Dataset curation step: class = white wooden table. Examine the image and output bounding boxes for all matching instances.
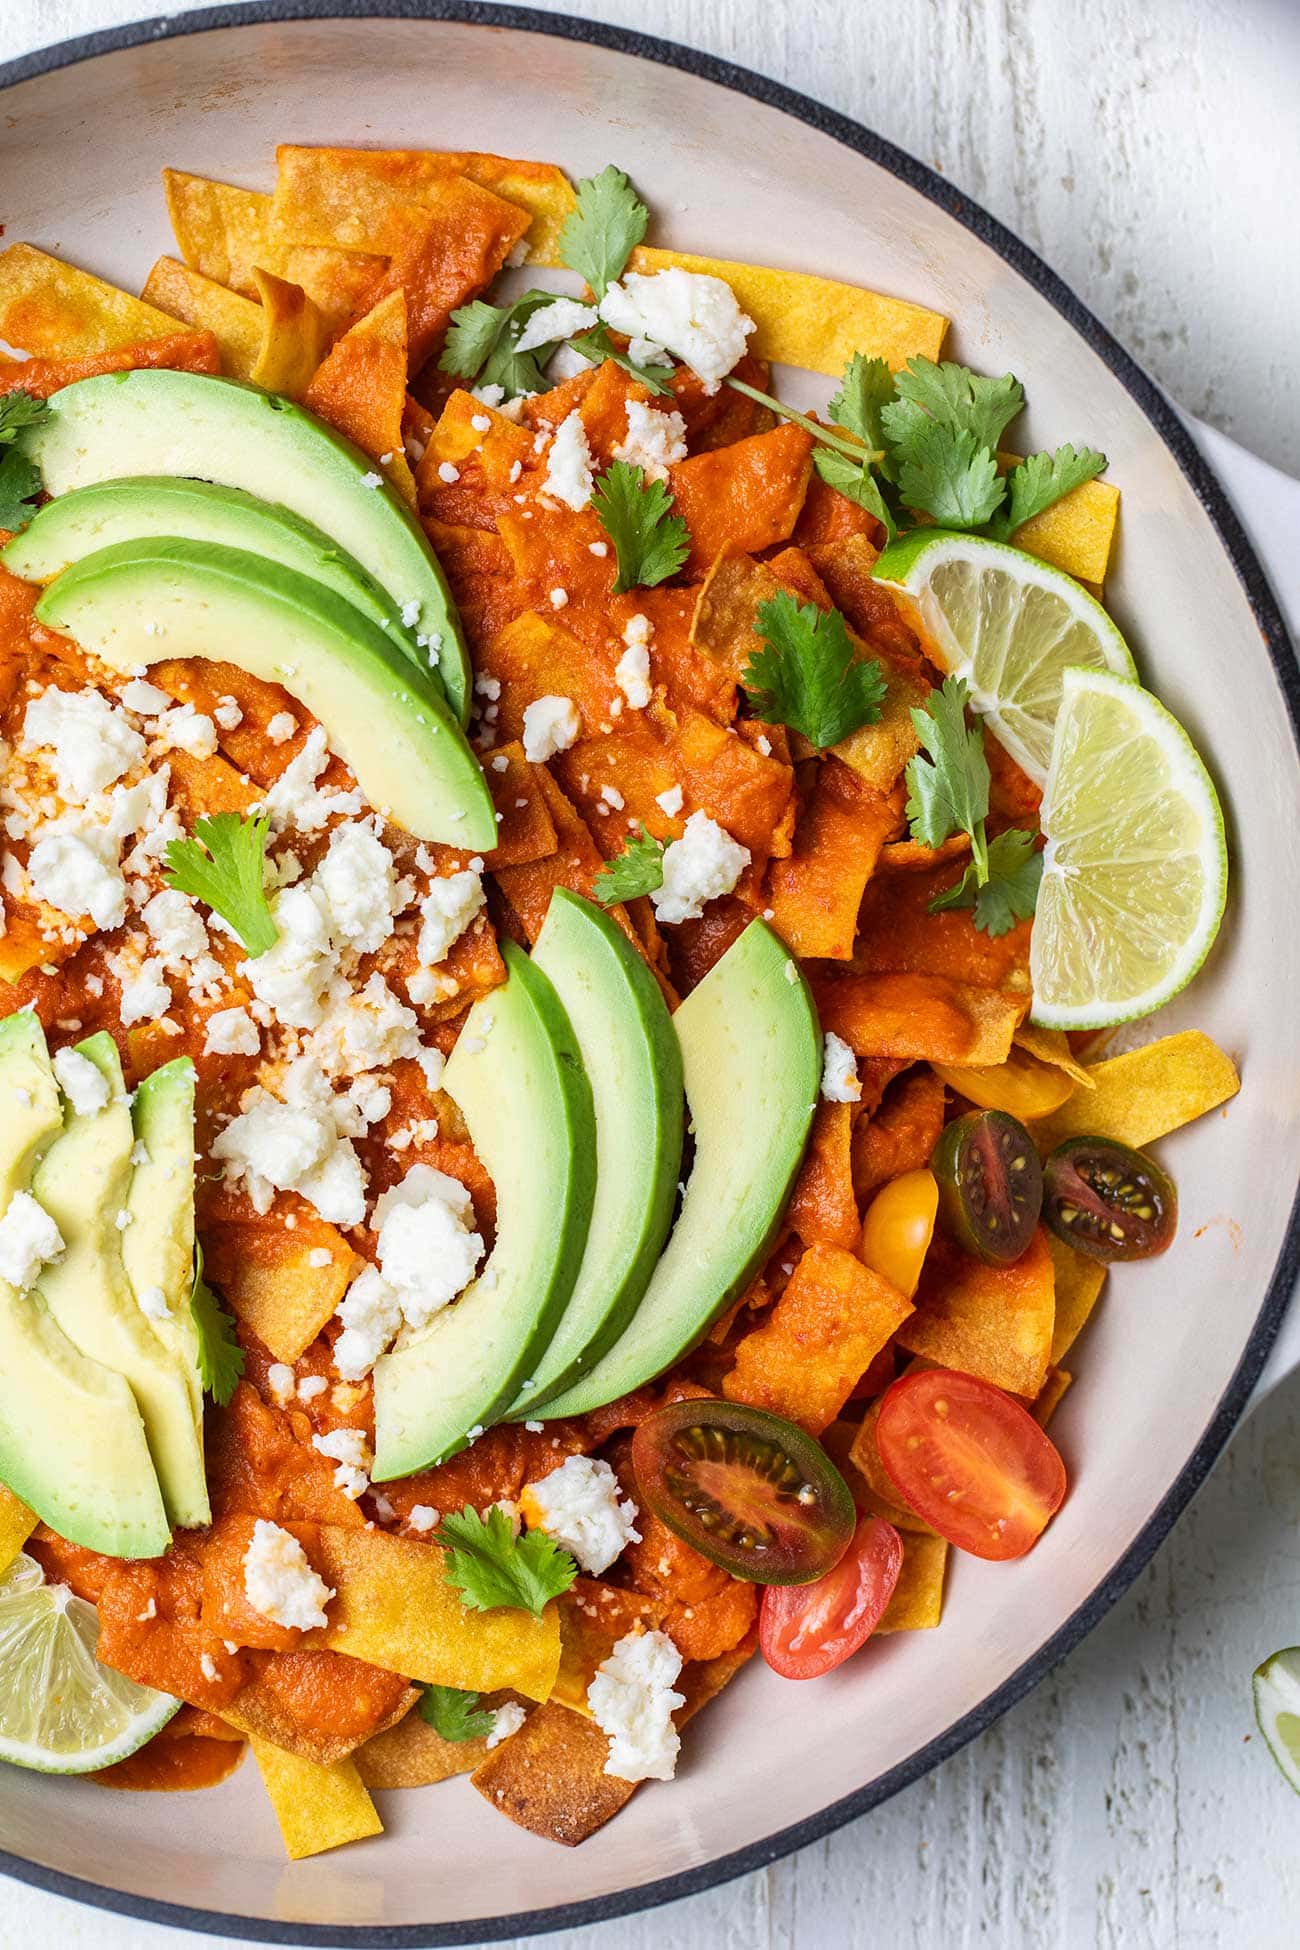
[3,4,1300,1946]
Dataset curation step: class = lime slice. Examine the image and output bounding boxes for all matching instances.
[1030,667,1227,1031]
[872,529,1136,785]
[1254,1648,1300,1794]
[0,1551,178,1773]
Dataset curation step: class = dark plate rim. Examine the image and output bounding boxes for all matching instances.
[1,3,1298,1943]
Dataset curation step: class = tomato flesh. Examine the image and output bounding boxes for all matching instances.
[875,1368,1066,1560]
[932,1109,1042,1265]
[1043,1136,1177,1262]
[631,1398,856,1586]
[760,1514,904,1679]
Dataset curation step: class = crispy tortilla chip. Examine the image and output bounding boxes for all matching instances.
[998,451,1119,586]
[0,244,194,358]
[492,765,646,962]
[669,424,813,577]
[787,1102,860,1248]
[140,256,264,380]
[300,1525,561,1701]
[204,1222,362,1364]
[1013,1022,1096,1088]
[484,740,559,868]
[304,288,415,501]
[813,968,1029,1066]
[876,1532,948,1633]
[247,1737,382,1860]
[897,1226,1055,1397]
[851,1068,947,1201]
[628,246,948,376]
[553,1580,665,1716]
[854,862,1032,991]
[225,1648,416,1763]
[766,760,898,959]
[0,1487,36,1575]
[1048,1232,1107,1363]
[835,664,930,795]
[724,1243,913,1433]
[1031,1365,1073,1427]
[248,267,331,399]
[1031,1030,1240,1153]
[354,1698,489,1788]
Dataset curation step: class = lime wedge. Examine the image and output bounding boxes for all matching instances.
[1030,668,1227,1030]
[1254,1648,1300,1794]
[0,1551,178,1773]
[872,529,1136,785]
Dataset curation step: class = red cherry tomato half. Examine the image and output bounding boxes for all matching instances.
[759,1513,904,1680]
[875,1368,1067,1560]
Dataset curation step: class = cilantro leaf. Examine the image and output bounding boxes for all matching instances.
[440,290,567,400]
[190,1248,244,1407]
[826,353,896,459]
[163,812,278,956]
[987,443,1108,539]
[742,589,887,750]
[883,357,1024,453]
[591,460,690,593]
[0,446,43,534]
[439,299,510,381]
[812,448,897,541]
[0,390,51,441]
[928,826,1043,936]
[892,421,1007,530]
[418,1684,497,1743]
[904,676,991,876]
[558,165,649,300]
[568,325,674,397]
[593,824,666,904]
[437,1504,577,1616]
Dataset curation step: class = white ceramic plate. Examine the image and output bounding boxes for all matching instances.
[1,8,1298,1942]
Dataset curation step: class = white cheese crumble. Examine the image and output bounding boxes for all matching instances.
[820,1031,862,1103]
[314,819,404,955]
[116,955,172,1027]
[547,342,595,382]
[613,400,688,481]
[213,695,244,731]
[246,882,335,1028]
[522,695,581,765]
[266,1362,295,1406]
[142,887,209,967]
[486,1702,527,1749]
[266,712,297,745]
[22,688,146,801]
[615,613,654,709]
[212,1058,367,1227]
[311,1427,373,1500]
[119,677,172,716]
[27,832,126,931]
[152,702,218,760]
[655,785,684,817]
[372,1164,484,1332]
[0,1190,65,1290]
[549,587,569,609]
[417,868,485,967]
[651,812,751,925]
[515,297,599,354]
[203,1005,261,1058]
[258,726,363,835]
[437,461,461,484]
[52,1045,111,1116]
[407,1504,439,1534]
[587,1629,684,1782]
[542,410,595,511]
[138,1284,169,1320]
[599,268,755,392]
[522,1455,640,1575]
[242,1518,334,1631]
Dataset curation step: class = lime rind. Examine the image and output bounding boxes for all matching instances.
[0,1552,178,1774]
[1029,667,1228,1032]
[1253,1647,1300,1795]
[873,529,1136,785]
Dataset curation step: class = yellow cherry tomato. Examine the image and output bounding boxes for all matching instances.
[860,1168,939,1298]
[931,1046,1076,1122]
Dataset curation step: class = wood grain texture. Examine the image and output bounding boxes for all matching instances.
[2,4,1299,1947]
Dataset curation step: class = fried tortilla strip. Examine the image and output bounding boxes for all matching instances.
[847,1403,938,1535]
[787,1102,860,1249]
[492,765,646,961]
[1031,1030,1240,1153]
[140,257,264,380]
[766,760,898,959]
[304,288,416,503]
[898,1225,1055,1398]
[628,246,948,376]
[225,1648,416,1764]
[814,969,1028,1066]
[724,1244,913,1434]
[471,1631,757,1846]
[669,424,814,577]
[851,1068,947,1202]
[553,1580,665,1717]
[1048,1233,1107,1363]
[354,1697,490,1788]
[876,1532,948,1633]
[248,1737,382,1860]
[300,1526,562,1702]
[483,740,559,869]
[854,862,1032,991]
[204,1221,362,1364]
[0,1488,36,1576]
[997,451,1119,586]
[1031,1365,1073,1428]
[0,244,195,357]
[248,267,331,399]
[0,336,213,406]
[1014,1023,1096,1089]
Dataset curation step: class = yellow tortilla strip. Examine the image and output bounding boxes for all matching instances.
[1014,1022,1096,1088]
[628,245,948,376]
[354,1702,490,1788]
[247,1737,382,1860]
[215,1234,361,1365]
[552,1582,664,1718]
[846,1405,937,1536]
[876,1532,948,1633]
[0,1488,36,1576]
[1032,1030,1240,1154]
[999,450,1120,586]
[301,1527,561,1702]
[1048,1232,1107,1363]
[0,244,195,358]
[140,257,264,379]
[1032,1365,1073,1427]
[248,267,331,397]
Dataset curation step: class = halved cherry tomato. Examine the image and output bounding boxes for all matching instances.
[1043,1136,1177,1262]
[932,1109,1042,1264]
[932,1046,1075,1122]
[759,1513,904,1679]
[860,1167,939,1297]
[631,1398,856,1586]
[875,1368,1066,1560]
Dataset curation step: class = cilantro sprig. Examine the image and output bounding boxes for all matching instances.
[190,1247,244,1407]
[741,590,887,750]
[0,390,50,535]
[418,1684,497,1743]
[904,676,1041,936]
[591,460,690,592]
[557,165,648,299]
[593,825,666,904]
[567,325,673,396]
[437,1504,577,1617]
[164,811,278,957]
[440,290,574,401]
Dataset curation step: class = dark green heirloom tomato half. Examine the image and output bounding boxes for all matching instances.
[1042,1136,1178,1262]
[630,1397,856,1586]
[931,1108,1043,1265]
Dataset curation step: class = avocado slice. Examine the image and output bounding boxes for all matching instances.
[35,538,497,851]
[506,891,683,1415]
[32,1034,209,1530]
[538,921,822,1419]
[17,368,472,722]
[0,1016,169,1558]
[120,1059,204,1431]
[4,476,418,656]
[372,940,596,1479]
